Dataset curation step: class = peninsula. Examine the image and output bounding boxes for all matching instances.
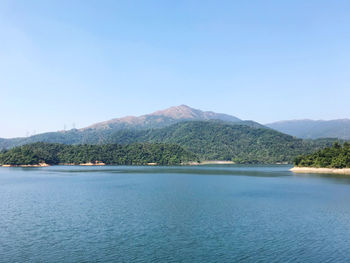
[291,142,350,175]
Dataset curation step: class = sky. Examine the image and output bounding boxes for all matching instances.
[0,0,350,138]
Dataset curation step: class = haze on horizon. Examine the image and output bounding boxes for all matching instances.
[1,0,349,138]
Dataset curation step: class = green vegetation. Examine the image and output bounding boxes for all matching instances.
[108,121,339,164]
[0,121,343,165]
[294,142,350,168]
[0,121,265,149]
[0,142,197,166]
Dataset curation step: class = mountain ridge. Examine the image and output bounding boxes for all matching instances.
[83,105,242,130]
[266,119,350,140]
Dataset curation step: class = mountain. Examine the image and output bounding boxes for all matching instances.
[266,119,350,140]
[0,106,341,163]
[84,104,243,130]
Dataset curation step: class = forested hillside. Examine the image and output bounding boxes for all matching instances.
[0,120,265,149]
[122,121,335,163]
[99,121,336,163]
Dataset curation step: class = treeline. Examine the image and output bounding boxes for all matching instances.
[294,142,350,168]
[0,142,197,166]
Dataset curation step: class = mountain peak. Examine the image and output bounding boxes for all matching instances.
[151,105,199,119]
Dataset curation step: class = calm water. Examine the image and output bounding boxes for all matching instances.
[1,165,350,263]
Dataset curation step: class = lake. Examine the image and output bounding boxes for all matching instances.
[1,165,350,262]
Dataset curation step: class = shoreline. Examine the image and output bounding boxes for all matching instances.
[1,161,290,168]
[1,163,51,168]
[1,162,107,168]
[184,160,234,165]
[290,167,350,175]
[1,160,235,167]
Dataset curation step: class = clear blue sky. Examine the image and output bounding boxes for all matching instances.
[1,0,349,138]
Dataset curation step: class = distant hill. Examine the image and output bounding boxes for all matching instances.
[266,119,350,140]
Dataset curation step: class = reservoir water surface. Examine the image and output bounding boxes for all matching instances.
[1,165,350,262]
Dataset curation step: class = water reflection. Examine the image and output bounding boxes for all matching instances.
[46,164,293,177]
